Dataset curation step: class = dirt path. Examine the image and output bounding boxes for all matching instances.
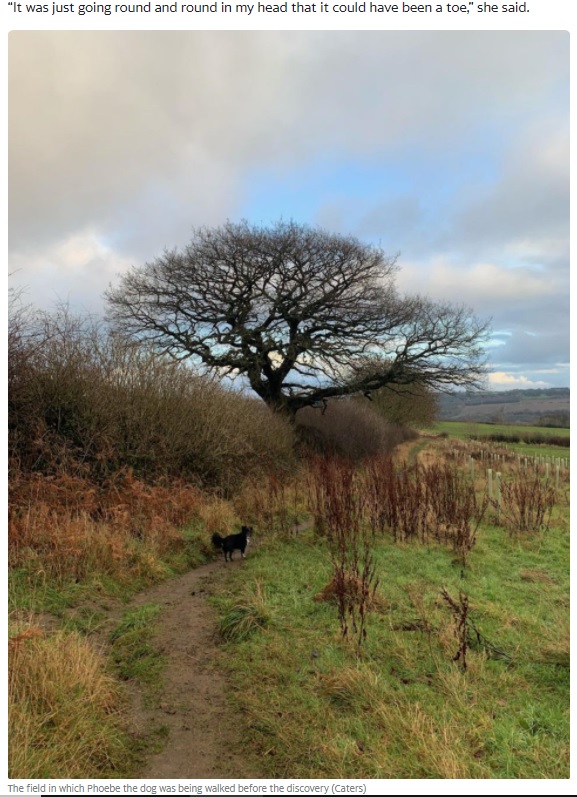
[59,517,309,777]
[394,433,444,467]
[102,521,313,778]
[108,559,260,779]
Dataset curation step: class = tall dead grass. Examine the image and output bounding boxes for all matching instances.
[233,469,308,534]
[8,470,206,584]
[9,624,128,778]
[308,457,380,645]
[499,475,556,534]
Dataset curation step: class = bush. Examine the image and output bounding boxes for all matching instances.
[296,399,415,462]
[468,431,570,448]
[368,382,438,427]
[8,306,295,488]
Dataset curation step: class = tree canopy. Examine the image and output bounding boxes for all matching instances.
[106,220,489,417]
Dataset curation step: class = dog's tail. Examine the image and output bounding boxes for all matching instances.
[211,532,224,549]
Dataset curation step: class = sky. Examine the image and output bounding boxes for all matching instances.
[8,30,569,390]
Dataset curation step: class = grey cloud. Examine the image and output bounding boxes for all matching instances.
[286,31,567,154]
[10,31,568,253]
[9,32,264,252]
[447,125,569,260]
[488,329,569,368]
[9,232,133,315]
[8,29,569,388]
[394,257,569,367]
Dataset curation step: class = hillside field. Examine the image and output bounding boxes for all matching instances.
[209,432,569,778]
[9,424,570,779]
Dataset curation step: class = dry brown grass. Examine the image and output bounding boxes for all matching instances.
[9,505,187,584]
[317,665,381,708]
[519,568,556,584]
[314,574,387,612]
[373,702,490,778]
[233,470,307,534]
[196,498,239,536]
[9,622,128,778]
[9,469,202,530]
[9,470,216,584]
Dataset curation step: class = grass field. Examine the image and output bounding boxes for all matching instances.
[211,436,570,779]
[434,421,570,461]
[9,428,570,779]
[213,532,569,777]
[435,421,570,440]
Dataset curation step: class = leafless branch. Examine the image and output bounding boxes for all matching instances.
[106,220,490,417]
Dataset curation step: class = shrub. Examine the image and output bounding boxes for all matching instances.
[499,475,556,534]
[296,399,415,462]
[8,306,295,488]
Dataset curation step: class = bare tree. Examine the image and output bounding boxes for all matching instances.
[106,220,489,418]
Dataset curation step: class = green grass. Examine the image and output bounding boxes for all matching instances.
[9,586,172,779]
[434,421,570,461]
[219,581,272,642]
[109,604,165,687]
[212,514,569,778]
[435,421,570,440]
[506,444,570,460]
[8,567,135,617]
[9,440,569,779]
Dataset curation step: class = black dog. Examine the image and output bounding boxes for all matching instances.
[212,526,252,562]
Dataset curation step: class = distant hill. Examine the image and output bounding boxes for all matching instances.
[436,388,569,427]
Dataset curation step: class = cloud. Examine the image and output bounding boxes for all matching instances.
[393,255,569,372]
[447,123,569,262]
[10,230,133,314]
[9,31,568,254]
[8,31,569,386]
[397,258,555,306]
[489,329,569,367]
[487,372,552,390]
